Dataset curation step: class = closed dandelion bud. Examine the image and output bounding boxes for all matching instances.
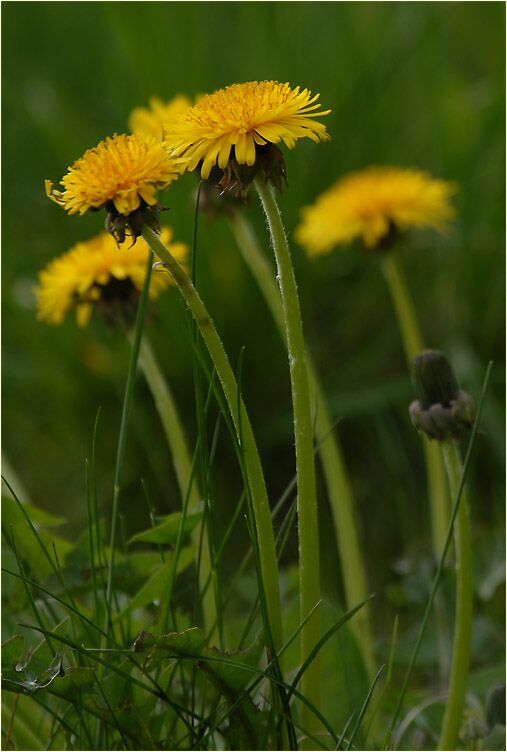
[408,350,475,441]
[412,349,460,408]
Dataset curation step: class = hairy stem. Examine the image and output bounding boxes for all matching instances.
[229,210,374,677]
[254,178,321,738]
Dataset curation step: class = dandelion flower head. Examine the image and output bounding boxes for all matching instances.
[46,133,183,217]
[165,80,331,180]
[36,228,187,327]
[129,95,192,140]
[295,166,457,256]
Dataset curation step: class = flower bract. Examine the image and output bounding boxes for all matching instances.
[129,95,192,140]
[46,133,183,217]
[295,166,457,255]
[164,80,331,180]
[35,228,187,327]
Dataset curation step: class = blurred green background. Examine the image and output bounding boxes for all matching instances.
[2,2,505,638]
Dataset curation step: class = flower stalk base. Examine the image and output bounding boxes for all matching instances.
[438,441,473,750]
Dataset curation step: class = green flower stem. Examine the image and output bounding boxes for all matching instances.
[228,210,374,678]
[381,253,424,359]
[253,178,321,735]
[438,441,473,751]
[381,253,449,557]
[134,334,217,638]
[141,226,283,654]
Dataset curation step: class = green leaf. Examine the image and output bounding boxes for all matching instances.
[486,683,506,730]
[115,546,196,620]
[2,653,63,693]
[136,626,207,661]
[201,637,264,694]
[1,496,66,528]
[2,496,73,578]
[1,635,25,670]
[47,666,96,700]
[479,725,506,751]
[114,551,167,583]
[128,511,202,546]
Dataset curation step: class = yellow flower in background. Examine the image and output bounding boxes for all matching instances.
[295,166,457,256]
[164,80,331,180]
[35,228,187,327]
[45,133,183,217]
[128,95,192,140]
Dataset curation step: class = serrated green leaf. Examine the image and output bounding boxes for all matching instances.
[136,627,267,749]
[142,626,207,660]
[128,511,202,546]
[202,637,264,693]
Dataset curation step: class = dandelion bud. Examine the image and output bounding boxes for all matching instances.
[408,350,475,441]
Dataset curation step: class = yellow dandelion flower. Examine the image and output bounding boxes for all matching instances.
[128,95,192,140]
[46,133,182,216]
[35,228,187,328]
[164,80,331,181]
[295,166,457,255]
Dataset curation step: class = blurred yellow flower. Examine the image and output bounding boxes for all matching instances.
[165,80,331,179]
[35,228,187,327]
[45,133,183,217]
[295,166,457,255]
[128,95,192,140]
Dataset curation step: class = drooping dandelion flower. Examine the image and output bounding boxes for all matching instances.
[45,133,185,242]
[35,228,187,327]
[296,166,457,255]
[128,95,192,140]
[164,80,331,192]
